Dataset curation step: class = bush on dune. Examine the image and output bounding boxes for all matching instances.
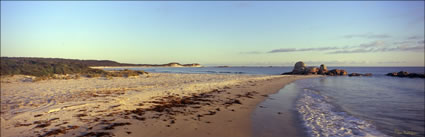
[1,58,149,81]
[1,58,93,77]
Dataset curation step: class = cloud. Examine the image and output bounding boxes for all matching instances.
[302,60,368,65]
[267,48,296,53]
[408,36,424,40]
[344,33,391,39]
[268,47,339,53]
[267,40,424,54]
[376,61,407,64]
[328,49,371,54]
[282,60,409,66]
[393,40,415,45]
[391,45,424,51]
[358,40,385,48]
[328,45,424,54]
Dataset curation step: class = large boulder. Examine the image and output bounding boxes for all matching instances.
[348,73,361,77]
[387,71,424,78]
[349,73,372,77]
[282,62,355,76]
[397,71,409,77]
[407,73,425,78]
[327,69,338,75]
[327,69,347,76]
[341,70,348,75]
[318,64,328,74]
[292,61,306,74]
[306,67,319,75]
[386,72,398,76]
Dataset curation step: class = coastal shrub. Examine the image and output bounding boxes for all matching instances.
[1,57,107,77]
[1,57,149,81]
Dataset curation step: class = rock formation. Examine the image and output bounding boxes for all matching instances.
[318,64,327,74]
[386,71,425,78]
[306,67,319,75]
[326,69,347,76]
[292,61,307,74]
[348,73,372,77]
[282,61,371,77]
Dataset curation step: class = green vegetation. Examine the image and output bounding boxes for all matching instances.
[0,57,148,80]
[1,57,98,77]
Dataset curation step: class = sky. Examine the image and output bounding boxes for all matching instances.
[1,1,424,66]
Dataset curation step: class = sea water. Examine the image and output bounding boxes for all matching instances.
[294,76,424,137]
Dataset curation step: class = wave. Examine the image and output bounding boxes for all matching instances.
[296,89,388,137]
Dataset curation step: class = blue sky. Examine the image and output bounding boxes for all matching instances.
[1,1,424,66]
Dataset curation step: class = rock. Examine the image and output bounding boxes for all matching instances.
[397,71,409,77]
[341,70,347,75]
[282,62,362,77]
[387,71,425,78]
[386,72,398,76]
[292,61,306,74]
[306,67,319,75]
[407,73,425,78]
[327,69,347,76]
[348,73,361,77]
[363,73,372,76]
[327,69,339,75]
[318,64,328,74]
[349,73,372,77]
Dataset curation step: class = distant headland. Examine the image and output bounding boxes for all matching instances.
[0,57,201,78]
[90,62,202,69]
[1,57,201,68]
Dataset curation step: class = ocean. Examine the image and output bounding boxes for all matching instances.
[106,66,425,137]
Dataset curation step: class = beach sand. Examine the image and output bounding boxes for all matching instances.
[1,73,317,137]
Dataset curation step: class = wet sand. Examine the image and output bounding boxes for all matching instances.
[252,82,309,137]
[1,73,318,137]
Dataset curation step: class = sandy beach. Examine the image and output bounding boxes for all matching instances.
[1,73,317,137]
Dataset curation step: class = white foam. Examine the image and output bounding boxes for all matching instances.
[296,89,388,137]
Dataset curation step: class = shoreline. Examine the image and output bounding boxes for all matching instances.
[1,73,320,137]
[252,80,310,137]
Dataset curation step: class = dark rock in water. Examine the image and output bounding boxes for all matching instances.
[387,71,409,77]
[349,73,372,77]
[387,72,398,76]
[398,71,409,77]
[407,73,425,78]
[387,71,425,78]
[318,64,328,74]
[306,67,319,75]
[292,61,307,74]
[281,61,373,77]
[327,69,347,76]
[341,70,348,75]
[349,73,361,76]
[363,73,372,76]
